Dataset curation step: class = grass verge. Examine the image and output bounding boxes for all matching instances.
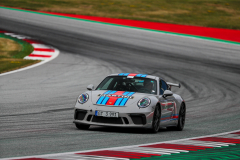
[0,0,240,29]
[0,34,40,74]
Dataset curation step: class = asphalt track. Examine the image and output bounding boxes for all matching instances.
[0,8,240,159]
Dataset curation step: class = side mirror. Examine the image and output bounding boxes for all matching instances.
[87,84,94,91]
[163,90,173,98]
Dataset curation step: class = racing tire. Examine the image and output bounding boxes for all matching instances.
[75,123,90,130]
[175,103,186,131]
[151,105,161,133]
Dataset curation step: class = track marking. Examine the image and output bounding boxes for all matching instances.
[1,6,240,46]
[0,31,59,77]
[1,129,240,160]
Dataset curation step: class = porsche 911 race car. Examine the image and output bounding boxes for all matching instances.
[73,73,186,133]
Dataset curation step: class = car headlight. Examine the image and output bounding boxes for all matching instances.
[137,97,151,108]
[78,93,89,104]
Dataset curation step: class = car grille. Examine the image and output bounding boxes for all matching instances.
[123,117,129,124]
[92,116,123,124]
[130,114,146,125]
[87,115,92,121]
[75,109,87,120]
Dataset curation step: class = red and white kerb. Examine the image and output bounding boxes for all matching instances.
[3,32,58,61]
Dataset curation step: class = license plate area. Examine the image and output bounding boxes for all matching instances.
[95,110,119,118]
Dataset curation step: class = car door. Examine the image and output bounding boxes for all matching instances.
[159,79,175,124]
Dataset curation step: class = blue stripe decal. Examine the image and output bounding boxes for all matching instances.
[161,115,169,118]
[119,98,129,106]
[141,74,147,77]
[127,92,135,96]
[114,98,123,106]
[161,119,169,122]
[95,111,98,116]
[172,114,179,116]
[135,74,142,77]
[118,73,124,76]
[123,92,129,95]
[96,90,111,104]
[123,73,130,76]
[104,90,112,94]
[101,97,110,105]
[109,91,117,94]
[96,96,105,104]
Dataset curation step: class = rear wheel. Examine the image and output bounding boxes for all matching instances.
[176,103,186,131]
[151,105,161,133]
[75,123,90,130]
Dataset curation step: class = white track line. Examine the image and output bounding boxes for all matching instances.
[1,129,239,160]
[0,32,59,77]
[31,44,52,48]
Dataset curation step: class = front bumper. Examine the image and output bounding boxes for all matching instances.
[73,108,154,128]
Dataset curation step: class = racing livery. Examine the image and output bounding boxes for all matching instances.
[73,73,186,133]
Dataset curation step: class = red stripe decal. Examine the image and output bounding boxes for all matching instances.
[161,117,170,120]
[140,143,213,151]
[23,39,41,44]
[105,91,126,105]
[128,73,138,76]
[34,48,55,52]
[114,91,125,95]
[0,31,6,33]
[28,54,52,58]
[193,137,240,144]
[106,97,118,105]
[77,150,160,159]
[172,116,179,118]
[232,131,240,135]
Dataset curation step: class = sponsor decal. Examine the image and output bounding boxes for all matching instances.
[118,73,148,78]
[96,91,135,106]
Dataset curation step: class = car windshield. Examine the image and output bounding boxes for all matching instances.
[96,76,157,95]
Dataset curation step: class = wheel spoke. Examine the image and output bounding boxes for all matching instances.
[180,106,186,126]
[152,106,161,132]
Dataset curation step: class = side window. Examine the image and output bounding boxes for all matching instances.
[160,80,167,95]
[97,78,114,90]
[102,78,114,90]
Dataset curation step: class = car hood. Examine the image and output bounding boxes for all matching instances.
[90,90,151,106]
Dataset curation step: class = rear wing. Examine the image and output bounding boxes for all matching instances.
[167,82,181,90]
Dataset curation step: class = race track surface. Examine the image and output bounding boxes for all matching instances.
[0,8,240,158]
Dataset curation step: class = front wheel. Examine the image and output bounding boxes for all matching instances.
[75,123,90,130]
[176,103,186,131]
[151,105,161,133]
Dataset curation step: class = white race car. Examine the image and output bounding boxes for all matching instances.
[73,73,186,133]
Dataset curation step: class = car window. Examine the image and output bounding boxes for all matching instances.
[98,77,114,90]
[160,79,168,95]
[96,76,157,95]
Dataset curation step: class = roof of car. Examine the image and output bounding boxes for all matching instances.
[109,73,159,80]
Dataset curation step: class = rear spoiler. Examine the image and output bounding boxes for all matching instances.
[167,82,181,90]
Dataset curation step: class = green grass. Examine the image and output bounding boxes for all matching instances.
[0,34,39,74]
[130,144,240,160]
[0,59,39,74]
[0,0,240,29]
[0,33,34,58]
